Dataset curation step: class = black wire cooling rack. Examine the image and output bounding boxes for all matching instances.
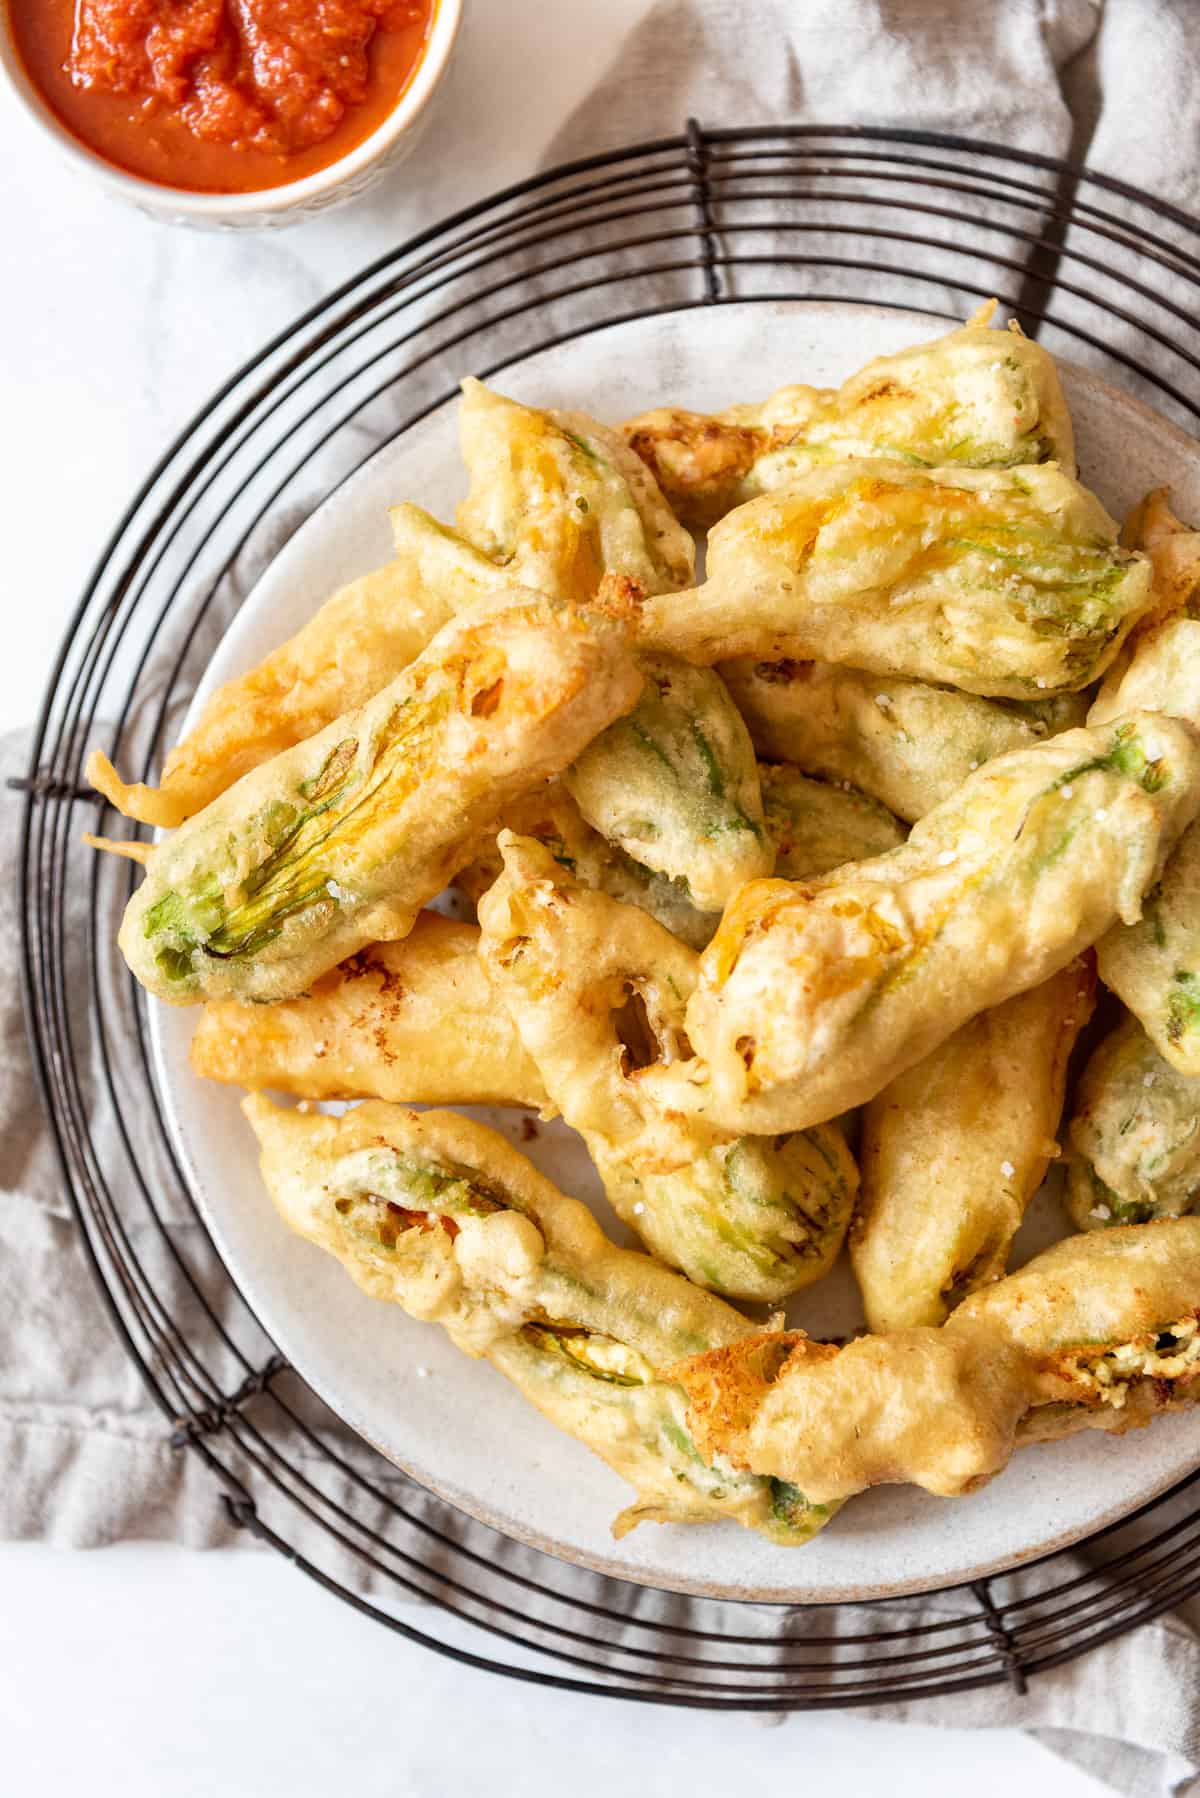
[17,124,1200,1706]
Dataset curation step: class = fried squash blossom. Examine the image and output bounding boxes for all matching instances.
[246,1096,831,1545]
[119,590,643,1004]
[644,713,1200,1134]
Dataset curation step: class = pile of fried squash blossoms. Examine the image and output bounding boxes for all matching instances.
[88,304,1200,1547]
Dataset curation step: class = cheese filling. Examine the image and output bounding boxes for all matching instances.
[1056,1315,1200,1409]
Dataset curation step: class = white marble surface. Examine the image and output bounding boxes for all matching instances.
[0,3,1120,1789]
[0,1543,1113,1797]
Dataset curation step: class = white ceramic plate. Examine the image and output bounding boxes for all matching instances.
[150,301,1200,1602]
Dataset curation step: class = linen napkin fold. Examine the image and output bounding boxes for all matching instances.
[8,2,1200,1791]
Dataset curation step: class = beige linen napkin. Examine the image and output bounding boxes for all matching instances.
[8,3,1200,1791]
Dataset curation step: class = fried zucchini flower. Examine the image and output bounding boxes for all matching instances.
[190,912,549,1110]
[456,378,695,601]
[642,713,1200,1135]
[87,504,510,831]
[668,1220,1200,1507]
[456,381,770,907]
[1083,495,1200,1074]
[1090,490,1200,728]
[852,957,1096,1330]
[721,658,1084,823]
[760,765,906,878]
[564,655,773,911]
[1064,1014,1200,1230]
[245,1095,830,1544]
[622,306,1075,527]
[1098,820,1200,1076]
[119,589,643,1005]
[638,462,1152,696]
[476,833,858,1304]
[1092,488,1200,703]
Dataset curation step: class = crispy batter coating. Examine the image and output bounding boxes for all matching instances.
[1064,1014,1200,1229]
[760,765,906,878]
[460,766,899,948]
[668,1221,1200,1505]
[456,379,694,601]
[191,773,899,1112]
[565,655,772,911]
[245,1095,829,1543]
[1099,820,1200,1076]
[455,781,718,949]
[670,1323,1029,1502]
[86,504,509,830]
[852,958,1096,1330]
[476,833,858,1303]
[455,380,778,911]
[622,307,1075,527]
[1084,496,1200,1074]
[1091,489,1200,709]
[190,913,548,1109]
[642,713,1200,1134]
[637,462,1152,695]
[119,589,643,1005]
[1091,491,1200,727]
[722,658,1067,822]
[1091,616,1200,734]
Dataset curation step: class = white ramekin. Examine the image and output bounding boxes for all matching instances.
[0,0,463,229]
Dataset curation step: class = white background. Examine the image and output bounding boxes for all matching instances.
[2,0,1111,1790]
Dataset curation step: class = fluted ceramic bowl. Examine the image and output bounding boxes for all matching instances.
[0,0,464,229]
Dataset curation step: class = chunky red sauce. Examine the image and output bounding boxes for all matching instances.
[8,0,435,193]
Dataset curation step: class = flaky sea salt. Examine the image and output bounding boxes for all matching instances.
[1091,1204,1112,1221]
[632,1201,646,1216]
[1000,1160,1016,1178]
[1060,785,1073,798]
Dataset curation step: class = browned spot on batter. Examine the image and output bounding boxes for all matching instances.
[470,679,504,718]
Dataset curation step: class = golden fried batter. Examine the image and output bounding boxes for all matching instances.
[454,781,718,949]
[852,958,1095,1330]
[457,378,694,600]
[637,462,1152,695]
[722,658,1083,823]
[759,765,906,878]
[246,1095,829,1544]
[477,833,858,1303]
[87,504,510,830]
[1064,1013,1200,1230]
[190,913,549,1109]
[622,307,1075,527]
[669,1221,1200,1505]
[119,588,643,1004]
[565,655,772,911]
[641,713,1200,1134]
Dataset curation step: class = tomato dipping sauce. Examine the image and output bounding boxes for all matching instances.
[7,0,436,193]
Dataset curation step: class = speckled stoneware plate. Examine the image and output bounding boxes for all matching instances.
[149,301,1200,1603]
